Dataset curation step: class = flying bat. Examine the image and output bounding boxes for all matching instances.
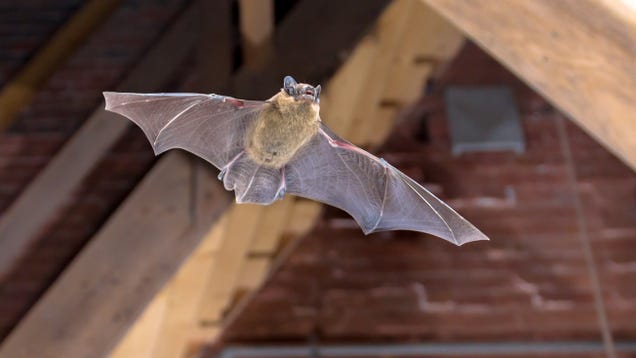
[103,76,488,245]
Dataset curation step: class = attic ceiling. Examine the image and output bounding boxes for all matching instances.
[0,1,634,358]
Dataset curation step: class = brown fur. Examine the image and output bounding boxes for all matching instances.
[246,89,320,168]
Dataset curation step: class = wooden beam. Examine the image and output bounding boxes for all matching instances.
[0,4,198,281]
[113,3,237,352]
[238,0,274,68]
[324,0,463,146]
[108,291,169,358]
[343,0,417,144]
[112,199,321,358]
[196,201,284,325]
[110,2,465,357]
[0,1,234,357]
[143,209,233,358]
[0,153,232,358]
[232,0,390,99]
[112,212,231,358]
[109,1,395,356]
[151,204,266,358]
[362,1,463,145]
[1,1,390,357]
[0,0,389,283]
[0,0,121,131]
[423,0,636,171]
[211,0,464,345]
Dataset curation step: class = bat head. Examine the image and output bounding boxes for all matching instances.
[283,75,321,104]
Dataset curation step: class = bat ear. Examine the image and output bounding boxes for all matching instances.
[314,85,321,103]
[283,76,297,94]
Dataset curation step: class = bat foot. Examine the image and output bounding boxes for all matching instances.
[217,168,226,181]
[276,166,286,200]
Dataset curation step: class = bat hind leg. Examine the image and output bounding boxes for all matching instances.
[217,151,245,181]
[221,152,284,205]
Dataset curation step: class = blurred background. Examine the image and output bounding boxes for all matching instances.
[0,0,635,357]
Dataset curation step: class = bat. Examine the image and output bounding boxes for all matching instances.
[103,76,488,245]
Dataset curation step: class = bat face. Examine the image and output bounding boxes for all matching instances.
[103,76,490,246]
[283,75,321,103]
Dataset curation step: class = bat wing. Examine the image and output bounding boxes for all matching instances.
[103,91,264,169]
[104,92,285,204]
[285,123,489,245]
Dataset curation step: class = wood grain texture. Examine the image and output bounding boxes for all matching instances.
[346,0,464,145]
[0,4,197,281]
[0,2,234,357]
[110,2,465,356]
[0,153,231,358]
[423,0,636,171]
[108,291,168,358]
[0,0,385,357]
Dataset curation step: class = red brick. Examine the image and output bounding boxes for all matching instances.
[218,43,636,347]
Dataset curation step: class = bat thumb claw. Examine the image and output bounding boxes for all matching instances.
[217,169,226,181]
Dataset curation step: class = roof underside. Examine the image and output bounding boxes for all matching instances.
[0,1,634,357]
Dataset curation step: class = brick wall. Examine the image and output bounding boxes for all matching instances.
[219,43,636,347]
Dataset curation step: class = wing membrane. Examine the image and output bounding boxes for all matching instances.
[285,123,488,245]
[103,92,264,170]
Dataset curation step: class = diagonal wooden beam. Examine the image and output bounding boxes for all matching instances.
[111,1,465,357]
[214,1,464,339]
[211,1,464,348]
[0,4,197,281]
[1,1,391,357]
[0,0,122,131]
[423,0,636,172]
[0,153,232,358]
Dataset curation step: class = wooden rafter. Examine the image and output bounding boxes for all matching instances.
[111,1,464,357]
[0,153,232,358]
[0,0,122,131]
[0,3,198,281]
[238,0,274,68]
[0,1,389,357]
[424,0,636,172]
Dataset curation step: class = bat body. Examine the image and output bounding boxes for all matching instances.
[103,76,488,245]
